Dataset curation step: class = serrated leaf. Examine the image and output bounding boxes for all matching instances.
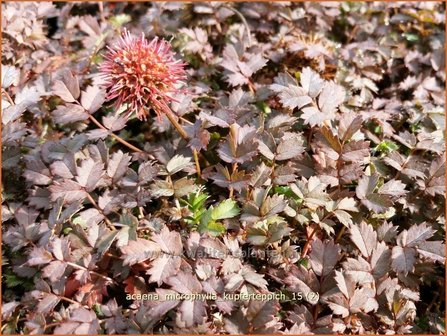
[397,222,435,248]
[334,270,356,299]
[166,271,202,294]
[270,72,312,110]
[309,238,340,277]
[150,180,174,198]
[363,193,392,213]
[166,155,193,175]
[338,113,363,142]
[81,85,106,113]
[391,246,415,274]
[49,180,86,203]
[318,81,345,115]
[120,238,160,266]
[334,210,352,226]
[52,71,80,102]
[107,150,131,182]
[341,140,370,162]
[28,247,53,266]
[241,266,268,289]
[378,179,407,197]
[337,197,358,212]
[42,260,67,282]
[246,227,268,245]
[147,255,182,286]
[37,293,60,314]
[75,158,104,192]
[150,227,183,256]
[250,162,272,187]
[96,230,119,259]
[115,213,138,247]
[416,241,445,262]
[349,222,377,258]
[203,220,226,236]
[370,241,391,279]
[423,153,445,196]
[300,67,324,98]
[2,65,20,88]
[217,124,258,164]
[52,103,89,125]
[24,159,52,185]
[211,199,240,220]
[356,174,392,213]
[138,162,158,184]
[275,134,305,161]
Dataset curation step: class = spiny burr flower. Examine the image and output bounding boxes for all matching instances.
[100,29,186,120]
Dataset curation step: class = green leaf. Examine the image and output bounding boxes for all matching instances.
[205,221,226,236]
[63,227,73,235]
[373,125,382,134]
[109,14,132,28]
[403,32,419,42]
[373,140,398,155]
[198,207,227,236]
[298,258,309,268]
[182,189,209,226]
[199,208,213,232]
[4,270,33,290]
[92,303,104,317]
[4,273,24,288]
[257,101,271,115]
[273,185,301,201]
[188,190,209,212]
[71,215,87,228]
[211,199,240,220]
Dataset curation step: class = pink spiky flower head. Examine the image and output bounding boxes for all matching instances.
[100,29,186,120]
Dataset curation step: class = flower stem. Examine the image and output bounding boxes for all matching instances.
[164,107,189,140]
[193,149,201,178]
[223,4,252,47]
[158,102,205,182]
[87,114,143,153]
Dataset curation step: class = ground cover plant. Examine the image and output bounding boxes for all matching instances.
[1,1,445,334]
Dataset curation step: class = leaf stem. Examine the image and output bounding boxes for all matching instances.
[247,79,256,94]
[2,88,15,106]
[58,295,82,306]
[45,322,63,330]
[229,187,234,199]
[66,261,116,284]
[229,162,238,199]
[335,226,346,243]
[300,225,319,258]
[138,206,145,219]
[85,192,116,231]
[88,114,142,153]
[393,147,417,180]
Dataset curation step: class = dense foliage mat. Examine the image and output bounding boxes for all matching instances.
[1,2,445,334]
